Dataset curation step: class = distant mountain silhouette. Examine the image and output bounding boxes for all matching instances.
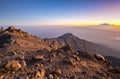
[100,23,111,26]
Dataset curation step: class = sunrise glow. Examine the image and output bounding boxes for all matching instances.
[0,0,120,26]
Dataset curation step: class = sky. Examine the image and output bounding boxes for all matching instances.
[0,0,120,26]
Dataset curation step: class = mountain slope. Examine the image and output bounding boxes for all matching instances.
[0,26,112,55]
[0,45,120,79]
[106,56,120,67]
[0,26,120,79]
[45,33,111,55]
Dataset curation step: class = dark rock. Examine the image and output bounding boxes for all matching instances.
[6,26,15,32]
[94,54,105,61]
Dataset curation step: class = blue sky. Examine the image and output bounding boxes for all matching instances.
[0,0,120,26]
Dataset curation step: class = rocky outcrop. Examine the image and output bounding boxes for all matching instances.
[0,26,51,52]
[94,54,105,61]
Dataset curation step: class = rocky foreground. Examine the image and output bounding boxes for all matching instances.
[0,26,120,79]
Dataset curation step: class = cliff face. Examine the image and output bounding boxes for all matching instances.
[0,26,120,79]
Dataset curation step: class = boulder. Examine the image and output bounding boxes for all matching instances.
[40,69,46,78]
[94,54,105,61]
[55,68,62,75]
[33,55,44,61]
[5,60,22,71]
[63,58,76,65]
[0,75,4,79]
[18,55,25,60]
[20,60,27,67]
[54,74,59,79]
[35,71,41,79]
[48,74,54,79]
[35,69,45,79]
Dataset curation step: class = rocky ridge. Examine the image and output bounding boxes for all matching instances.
[0,26,51,52]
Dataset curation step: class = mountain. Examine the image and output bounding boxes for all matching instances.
[45,33,111,55]
[94,24,120,32]
[0,26,120,79]
[100,23,111,26]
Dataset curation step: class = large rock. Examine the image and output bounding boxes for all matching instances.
[63,58,76,65]
[6,26,15,31]
[33,55,44,61]
[35,69,45,79]
[94,54,105,61]
[5,60,22,71]
[55,68,62,75]
[48,74,54,79]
